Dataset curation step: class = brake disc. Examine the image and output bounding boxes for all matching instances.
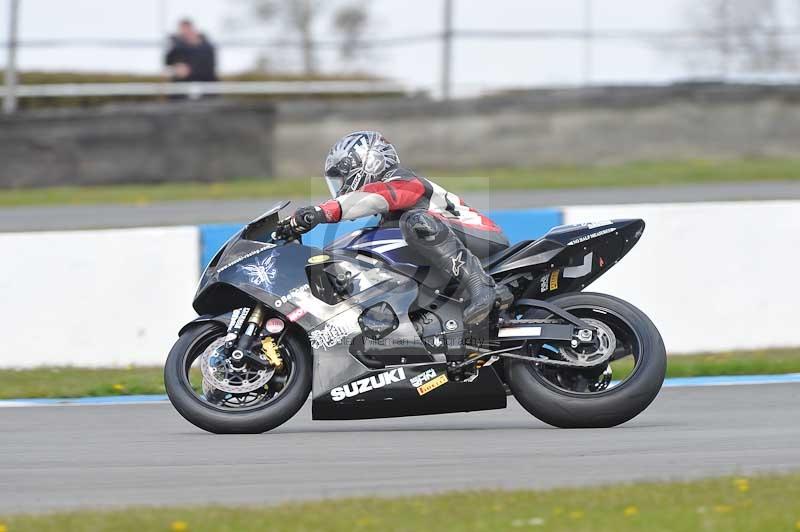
[557,318,617,367]
[200,338,274,395]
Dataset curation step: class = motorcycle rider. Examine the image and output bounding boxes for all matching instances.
[279,131,509,326]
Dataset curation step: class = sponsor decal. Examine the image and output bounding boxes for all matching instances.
[309,323,349,350]
[410,368,438,388]
[218,244,276,273]
[567,228,615,246]
[228,307,250,331]
[409,368,446,388]
[330,368,407,401]
[307,254,331,264]
[286,307,307,322]
[265,317,284,334]
[274,284,310,308]
[239,253,279,290]
[416,374,448,396]
[451,251,465,276]
[549,270,559,291]
[540,271,559,292]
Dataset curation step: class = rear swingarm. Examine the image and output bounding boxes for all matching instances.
[452,343,608,373]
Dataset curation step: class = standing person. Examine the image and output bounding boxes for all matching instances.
[165,18,217,83]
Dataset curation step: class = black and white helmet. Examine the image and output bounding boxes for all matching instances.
[324,131,400,198]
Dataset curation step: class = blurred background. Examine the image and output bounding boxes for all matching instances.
[1,1,800,528]
[5,0,800,99]
[2,0,800,425]
[4,0,800,186]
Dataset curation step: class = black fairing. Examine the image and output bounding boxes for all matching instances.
[192,201,321,315]
[485,219,645,298]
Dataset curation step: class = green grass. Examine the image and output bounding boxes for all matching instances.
[1,348,798,400]
[0,366,166,399]
[2,474,798,531]
[3,158,800,207]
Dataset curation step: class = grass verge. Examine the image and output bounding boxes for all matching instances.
[0,348,798,400]
[2,158,800,207]
[1,474,798,531]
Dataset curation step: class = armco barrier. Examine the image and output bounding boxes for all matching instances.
[2,202,798,368]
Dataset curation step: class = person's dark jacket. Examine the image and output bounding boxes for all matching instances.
[165,35,217,82]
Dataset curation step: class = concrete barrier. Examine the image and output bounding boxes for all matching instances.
[563,201,800,353]
[0,227,199,368]
[0,101,276,188]
[2,201,797,368]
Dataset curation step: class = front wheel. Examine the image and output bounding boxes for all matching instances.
[507,292,666,428]
[164,323,312,434]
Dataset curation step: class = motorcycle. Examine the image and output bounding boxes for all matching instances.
[165,201,666,433]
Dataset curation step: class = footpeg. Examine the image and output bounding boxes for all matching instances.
[446,359,478,382]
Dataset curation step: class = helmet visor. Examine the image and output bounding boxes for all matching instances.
[325,175,344,198]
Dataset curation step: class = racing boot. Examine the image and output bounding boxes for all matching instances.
[457,250,497,326]
[401,211,497,326]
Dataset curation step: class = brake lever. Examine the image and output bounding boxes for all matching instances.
[273,218,297,242]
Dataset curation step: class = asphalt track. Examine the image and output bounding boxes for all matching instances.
[1,383,798,514]
[2,181,800,232]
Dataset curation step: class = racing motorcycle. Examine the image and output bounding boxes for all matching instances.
[165,201,666,433]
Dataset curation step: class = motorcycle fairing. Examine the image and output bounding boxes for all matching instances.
[328,226,419,266]
[487,219,645,298]
[303,265,507,420]
[192,227,505,420]
[312,362,507,420]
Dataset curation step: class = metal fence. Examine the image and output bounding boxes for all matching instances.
[5,0,800,113]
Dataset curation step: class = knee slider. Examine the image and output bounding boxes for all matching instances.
[402,210,443,241]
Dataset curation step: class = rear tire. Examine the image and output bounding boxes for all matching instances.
[164,323,311,434]
[507,292,666,428]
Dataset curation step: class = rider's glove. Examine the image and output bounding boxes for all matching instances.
[290,206,326,234]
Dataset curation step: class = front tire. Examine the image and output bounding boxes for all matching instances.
[507,292,666,428]
[164,323,312,434]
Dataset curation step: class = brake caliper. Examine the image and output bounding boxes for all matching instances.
[261,337,284,371]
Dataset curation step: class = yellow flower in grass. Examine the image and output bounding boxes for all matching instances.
[355,516,375,527]
[0,522,7,532]
[795,520,800,530]
[569,510,584,520]
[623,506,639,517]
[112,383,126,392]
[171,521,189,531]
[713,504,733,514]
[733,478,750,493]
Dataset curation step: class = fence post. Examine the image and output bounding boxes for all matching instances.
[440,0,453,100]
[3,0,21,115]
[582,0,593,85]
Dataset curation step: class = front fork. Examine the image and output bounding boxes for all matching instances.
[228,305,269,370]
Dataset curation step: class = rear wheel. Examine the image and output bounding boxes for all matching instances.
[164,323,311,434]
[507,292,666,428]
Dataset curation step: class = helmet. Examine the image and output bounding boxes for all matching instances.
[324,131,400,198]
